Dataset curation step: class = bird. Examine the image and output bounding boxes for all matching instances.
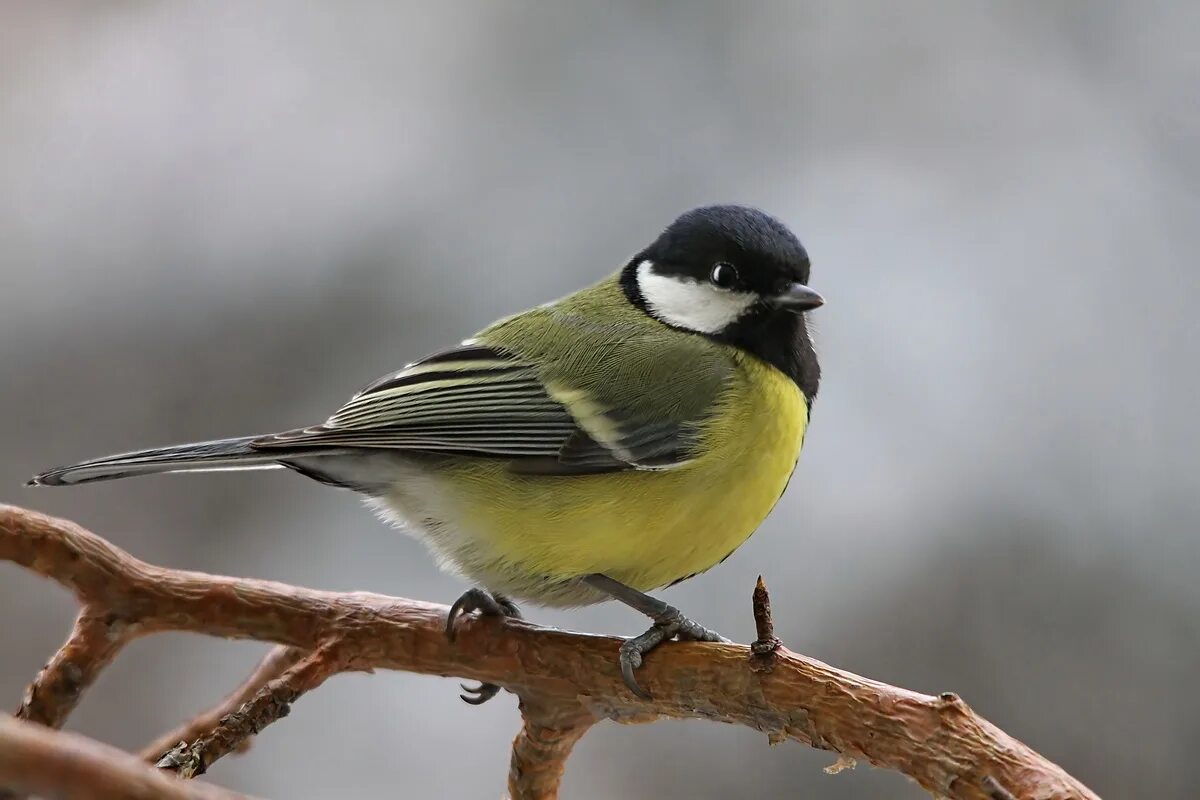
[28,205,823,700]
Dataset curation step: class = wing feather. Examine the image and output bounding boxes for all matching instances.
[252,341,712,469]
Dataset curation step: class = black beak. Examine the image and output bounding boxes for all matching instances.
[769,282,824,311]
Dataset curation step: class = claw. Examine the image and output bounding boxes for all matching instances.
[460,682,502,705]
[618,641,650,699]
[444,596,468,641]
[445,587,507,641]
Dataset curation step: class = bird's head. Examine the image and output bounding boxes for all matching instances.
[621,205,822,396]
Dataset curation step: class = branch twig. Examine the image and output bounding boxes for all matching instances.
[1,505,1100,800]
[16,609,131,728]
[141,645,306,763]
[749,574,783,670]
[156,643,346,777]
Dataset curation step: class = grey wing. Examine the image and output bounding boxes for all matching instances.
[251,344,701,471]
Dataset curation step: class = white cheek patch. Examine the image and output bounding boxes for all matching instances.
[636,260,757,334]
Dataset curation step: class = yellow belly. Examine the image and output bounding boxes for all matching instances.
[396,355,808,605]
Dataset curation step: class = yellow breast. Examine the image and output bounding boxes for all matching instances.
[405,354,808,605]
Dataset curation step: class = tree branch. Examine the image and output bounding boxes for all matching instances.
[1,504,1100,799]
[0,716,249,800]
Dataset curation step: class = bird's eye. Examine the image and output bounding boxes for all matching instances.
[709,262,738,289]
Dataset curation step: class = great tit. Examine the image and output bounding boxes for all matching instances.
[28,205,823,699]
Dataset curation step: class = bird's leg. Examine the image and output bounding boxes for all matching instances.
[445,587,522,705]
[582,573,728,699]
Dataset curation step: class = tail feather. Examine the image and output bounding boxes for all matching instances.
[28,435,287,487]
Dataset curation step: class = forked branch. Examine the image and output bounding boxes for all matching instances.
[1,505,1099,799]
[140,645,307,763]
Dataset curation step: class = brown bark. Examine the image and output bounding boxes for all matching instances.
[1,504,1100,799]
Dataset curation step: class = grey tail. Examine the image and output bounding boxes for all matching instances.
[27,435,291,487]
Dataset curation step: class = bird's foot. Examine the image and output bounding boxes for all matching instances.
[618,606,728,699]
[444,587,522,705]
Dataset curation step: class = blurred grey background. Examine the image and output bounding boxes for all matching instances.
[2,2,1197,798]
